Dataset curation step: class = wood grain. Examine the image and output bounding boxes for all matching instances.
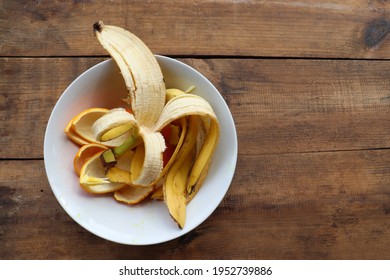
[1,149,389,259]
[1,0,389,58]
[1,58,389,158]
[194,58,390,155]
[0,57,106,159]
[1,0,389,261]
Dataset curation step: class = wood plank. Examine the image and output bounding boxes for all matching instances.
[191,58,390,155]
[1,0,390,58]
[1,58,389,158]
[1,149,389,259]
[0,57,106,158]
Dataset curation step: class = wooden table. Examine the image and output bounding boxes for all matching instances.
[1,0,389,259]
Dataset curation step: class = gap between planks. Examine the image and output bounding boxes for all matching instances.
[1,146,390,161]
[1,55,390,62]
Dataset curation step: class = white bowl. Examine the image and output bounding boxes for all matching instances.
[44,56,237,245]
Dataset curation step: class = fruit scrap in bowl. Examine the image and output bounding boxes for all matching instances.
[64,22,220,229]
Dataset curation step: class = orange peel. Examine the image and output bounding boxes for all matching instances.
[66,108,134,148]
[79,151,126,194]
[73,143,107,175]
[114,185,154,205]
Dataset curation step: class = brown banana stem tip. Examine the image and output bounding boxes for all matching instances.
[93,21,104,33]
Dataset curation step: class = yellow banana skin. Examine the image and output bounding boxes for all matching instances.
[100,123,133,142]
[63,22,224,229]
[93,21,166,186]
[86,22,221,227]
[172,147,195,227]
[187,119,220,201]
[165,88,185,102]
[156,117,187,183]
[155,93,220,205]
[93,21,165,128]
[164,115,200,228]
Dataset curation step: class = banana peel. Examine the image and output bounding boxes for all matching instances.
[164,116,199,228]
[66,22,220,228]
